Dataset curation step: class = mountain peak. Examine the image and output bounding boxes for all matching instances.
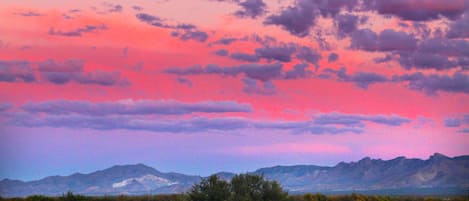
[107,163,155,171]
[359,157,372,162]
[430,152,450,160]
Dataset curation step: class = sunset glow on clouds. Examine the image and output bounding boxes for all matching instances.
[0,0,468,180]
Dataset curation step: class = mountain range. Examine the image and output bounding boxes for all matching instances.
[1,153,468,197]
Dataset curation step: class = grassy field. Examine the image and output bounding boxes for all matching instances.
[1,192,468,201]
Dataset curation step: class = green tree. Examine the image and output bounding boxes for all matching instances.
[230,174,288,201]
[304,193,327,201]
[188,175,231,201]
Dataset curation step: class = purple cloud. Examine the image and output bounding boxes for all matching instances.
[264,0,360,37]
[322,68,388,89]
[12,107,409,134]
[230,52,260,62]
[393,72,469,95]
[173,30,209,42]
[378,29,418,51]
[136,13,168,28]
[313,0,358,17]
[296,46,321,66]
[372,0,467,21]
[213,37,238,45]
[381,37,469,70]
[350,29,378,51]
[255,44,296,62]
[264,0,318,37]
[132,6,143,11]
[328,53,339,62]
[38,59,129,86]
[351,29,417,52]
[445,118,462,127]
[136,13,208,42]
[15,11,44,17]
[177,77,192,87]
[11,114,316,134]
[108,4,123,13]
[0,103,13,112]
[309,126,363,134]
[234,0,266,18]
[165,63,284,82]
[242,78,276,96]
[447,12,469,38]
[313,113,411,127]
[21,100,253,116]
[444,115,469,129]
[335,14,359,38]
[284,63,312,79]
[0,60,36,83]
[214,49,229,56]
[48,24,108,37]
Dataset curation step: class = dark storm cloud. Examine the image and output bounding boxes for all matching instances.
[242,77,276,96]
[393,72,469,95]
[164,63,283,82]
[48,24,108,37]
[234,0,266,18]
[0,60,36,83]
[38,59,130,86]
[21,100,253,116]
[322,68,388,89]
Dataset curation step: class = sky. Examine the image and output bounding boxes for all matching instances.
[0,0,469,181]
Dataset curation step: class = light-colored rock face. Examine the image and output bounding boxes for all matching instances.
[112,174,178,189]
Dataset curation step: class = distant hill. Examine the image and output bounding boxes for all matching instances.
[1,153,468,197]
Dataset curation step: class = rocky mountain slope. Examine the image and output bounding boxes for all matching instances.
[1,153,468,197]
